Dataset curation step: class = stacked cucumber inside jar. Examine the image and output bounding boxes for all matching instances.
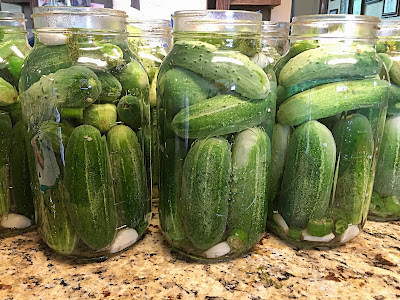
[158,11,276,260]
[268,15,388,246]
[19,7,151,259]
[0,12,34,236]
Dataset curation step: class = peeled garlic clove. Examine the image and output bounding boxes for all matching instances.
[1,213,31,229]
[250,52,269,69]
[273,212,289,234]
[109,227,139,254]
[204,241,231,259]
[37,33,67,46]
[301,230,335,242]
[339,225,360,243]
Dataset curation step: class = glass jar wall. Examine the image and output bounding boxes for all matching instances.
[19,7,151,259]
[0,12,33,236]
[267,15,388,246]
[158,10,276,260]
[369,21,400,221]
[127,19,172,198]
[262,21,289,66]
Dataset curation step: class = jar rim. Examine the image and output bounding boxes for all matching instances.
[378,20,400,38]
[32,6,127,18]
[292,14,380,24]
[0,11,25,21]
[173,10,262,20]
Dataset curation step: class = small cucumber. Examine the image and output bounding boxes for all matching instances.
[0,77,18,106]
[64,125,116,250]
[332,114,374,225]
[229,128,270,248]
[83,104,117,134]
[306,218,334,237]
[369,191,400,218]
[113,60,149,98]
[171,93,275,139]
[374,115,400,199]
[277,79,389,126]
[0,112,12,219]
[107,125,148,229]
[167,41,270,100]
[94,71,122,103]
[387,84,400,116]
[389,58,400,86]
[278,120,336,228]
[180,137,231,250]
[6,56,24,80]
[116,95,142,131]
[279,47,382,87]
[378,53,393,72]
[78,43,124,71]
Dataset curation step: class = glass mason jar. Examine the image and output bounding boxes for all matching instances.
[369,21,400,221]
[262,21,289,66]
[158,10,276,260]
[19,7,151,259]
[0,12,33,236]
[127,19,172,198]
[267,15,388,246]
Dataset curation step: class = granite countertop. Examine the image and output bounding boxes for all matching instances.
[0,202,399,300]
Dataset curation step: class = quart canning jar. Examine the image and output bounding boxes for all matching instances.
[369,21,400,221]
[158,10,276,260]
[20,7,151,259]
[0,12,33,236]
[267,15,388,246]
[262,21,289,66]
[127,19,172,198]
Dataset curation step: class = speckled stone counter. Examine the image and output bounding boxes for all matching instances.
[0,204,399,299]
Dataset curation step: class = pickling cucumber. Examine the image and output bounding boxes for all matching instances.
[64,125,116,250]
[277,79,389,126]
[0,112,12,219]
[113,60,149,98]
[167,41,270,100]
[229,127,270,248]
[387,84,400,116]
[332,114,374,225]
[171,93,274,139]
[116,95,142,131]
[107,125,148,229]
[278,47,382,87]
[0,77,18,106]
[180,137,231,250]
[278,120,336,228]
[94,71,122,103]
[77,43,124,71]
[83,104,117,134]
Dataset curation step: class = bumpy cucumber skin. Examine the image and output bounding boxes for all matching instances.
[387,84,400,116]
[83,104,117,134]
[159,139,188,245]
[113,60,149,98]
[0,112,12,219]
[10,121,34,219]
[94,71,122,103]
[107,125,148,229]
[374,115,400,199]
[278,47,382,87]
[277,79,389,126]
[166,41,270,100]
[117,95,142,131]
[64,125,116,250]
[180,137,231,250]
[332,114,374,225]
[158,67,220,115]
[278,121,336,228]
[229,128,270,248]
[171,93,274,139]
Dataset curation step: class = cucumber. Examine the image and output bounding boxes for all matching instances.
[387,84,400,116]
[332,114,374,225]
[9,121,34,219]
[269,124,292,207]
[113,60,149,98]
[374,115,400,199]
[277,79,389,126]
[77,43,124,70]
[116,95,142,131]
[83,104,117,134]
[2,101,22,125]
[19,45,73,92]
[278,120,336,228]
[369,191,400,217]
[378,53,393,72]
[149,70,157,107]
[0,77,18,106]
[180,137,231,250]
[159,139,188,245]
[6,56,24,80]
[0,112,12,219]
[64,125,116,250]
[94,71,122,103]
[171,93,274,139]
[306,218,334,237]
[278,47,382,87]
[158,67,220,115]
[229,128,270,248]
[389,59,400,86]
[150,108,159,186]
[166,41,270,100]
[107,125,148,229]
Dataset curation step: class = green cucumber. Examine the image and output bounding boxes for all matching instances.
[167,41,270,100]
[94,71,122,103]
[229,128,270,247]
[171,93,274,139]
[150,108,159,186]
[0,77,18,106]
[2,100,22,125]
[374,115,400,199]
[113,60,149,98]
[158,139,188,245]
[6,56,24,80]
[9,121,34,219]
[83,104,117,134]
[180,137,231,250]
[0,112,12,219]
[78,43,124,70]
[332,114,374,225]
[149,70,157,107]
[387,84,400,115]
[116,95,142,131]
[107,125,148,229]
[369,191,400,217]
[64,125,116,250]
[389,58,400,86]
[306,218,334,237]
[278,47,381,87]
[378,53,393,72]
[277,79,389,126]
[278,120,336,228]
